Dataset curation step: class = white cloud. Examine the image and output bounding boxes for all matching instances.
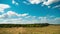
[7,11,18,16]
[0,11,29,19]
[12,0,15,4]
[38,16,60,24]
[27,0,60,8]
[0,4,10,13]
[23,1,30,5]
[0,11,18,19]
[24,0,60,8]
[0,18,22,24]
[23,0,43,5]
[0,3,60,24]
[12,0,19,5]
[28,0,42,4]
[28,0,47,4]
[0,12,60,24]
[21,13,28,17]
[53,18,60,23]
[43,0,60,5]
[48,17,60,24]
[52,5,60,9]
[38,17,48,23]
[0,14,5,19]
[23,0,47,5]
[0,10,29,24]
[25,0,60,5]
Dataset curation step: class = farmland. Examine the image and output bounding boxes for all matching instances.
[0,25,60,34]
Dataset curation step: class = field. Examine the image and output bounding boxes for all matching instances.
[0,25,60,34]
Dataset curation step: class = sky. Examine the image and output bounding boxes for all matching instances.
[0,0,60,24]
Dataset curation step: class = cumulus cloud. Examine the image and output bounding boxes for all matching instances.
[0,18,23,24]
[0,8,60,24]
[20,13,28,17]
[0,10,29,24]
[28,0,42,4]
[0,11,28,19]
[26,0,47,4]
[0,4,10,13]
[7,11,17,15]
[24,0,60,8]
[38,17,48,23]
[0,12,37,24]
[0,12,60,24]
[38,16,60,24]
[7,11,28,17]
[48,17,60,24]
[0,4,60,24]
[26,0,60,5]
[43,0,60,6]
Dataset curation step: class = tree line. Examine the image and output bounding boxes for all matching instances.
[0,23,49,28]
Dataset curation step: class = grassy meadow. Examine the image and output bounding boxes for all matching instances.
[0,25,60,34]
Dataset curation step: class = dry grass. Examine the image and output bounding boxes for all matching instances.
[0,25,60,34]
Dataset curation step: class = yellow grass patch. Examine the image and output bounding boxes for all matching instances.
[0,25,60,34]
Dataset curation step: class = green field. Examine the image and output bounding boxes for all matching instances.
[0,25,60,34]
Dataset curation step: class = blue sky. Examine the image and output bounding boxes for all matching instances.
[0,0,60,24]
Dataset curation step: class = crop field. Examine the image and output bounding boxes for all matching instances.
[0,25,60,34]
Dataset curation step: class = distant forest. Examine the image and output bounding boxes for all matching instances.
[0,23,50,28]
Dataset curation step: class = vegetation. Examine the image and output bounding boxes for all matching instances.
[0,25,60,34]
[0,23,49,27]
[0,23,60,34]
